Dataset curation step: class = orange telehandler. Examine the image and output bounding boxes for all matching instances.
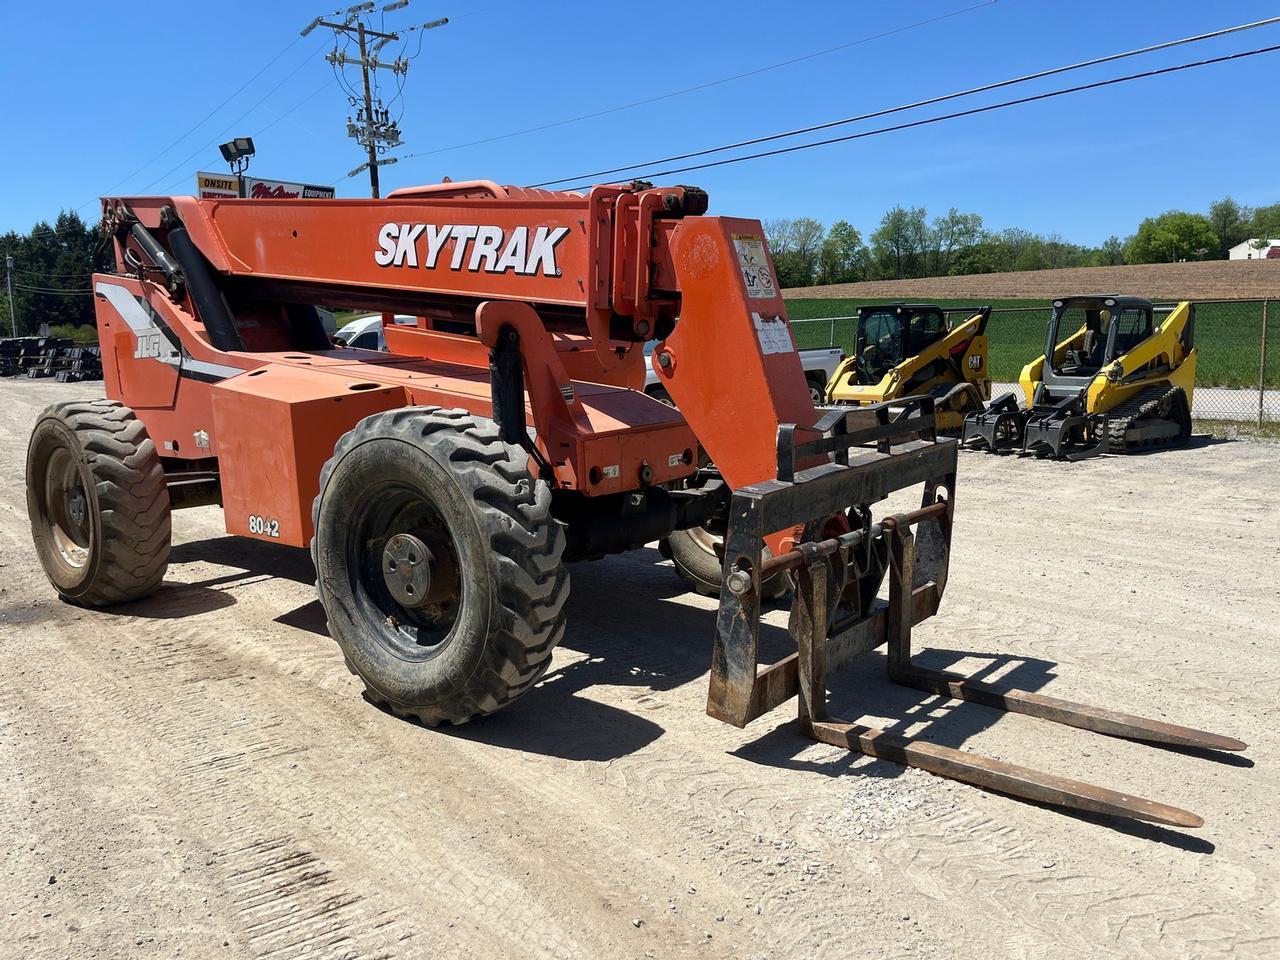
[25,180,1243,827]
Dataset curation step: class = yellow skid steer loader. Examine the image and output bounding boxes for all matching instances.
[963,295,1195,460]
[825,303,991,434]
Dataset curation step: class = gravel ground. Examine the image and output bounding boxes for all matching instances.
[1,379,1277,960]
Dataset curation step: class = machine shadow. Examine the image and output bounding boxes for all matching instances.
[729,646,1062,777]
[170,535,318,587]
[143,537,1238,822]
[1126,432,1231,455]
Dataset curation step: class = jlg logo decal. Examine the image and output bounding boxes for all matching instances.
[133,332,165,360]
[374,223,571,277]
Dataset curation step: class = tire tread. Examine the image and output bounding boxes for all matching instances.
[311,406,569,725]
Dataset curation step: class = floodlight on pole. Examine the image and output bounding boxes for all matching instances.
[219,137,256,176]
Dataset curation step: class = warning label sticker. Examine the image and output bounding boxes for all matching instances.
[752,312,795,356]
[733,234,776,299]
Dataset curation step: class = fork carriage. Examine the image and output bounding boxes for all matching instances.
[709,397,1244,827]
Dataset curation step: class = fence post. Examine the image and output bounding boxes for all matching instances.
[829,317,836,348]
[1261,299,1270,430]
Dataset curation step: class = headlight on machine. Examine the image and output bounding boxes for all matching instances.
[1105,363,1123,382]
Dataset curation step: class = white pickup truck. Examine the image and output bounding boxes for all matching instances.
[644,342,844,404]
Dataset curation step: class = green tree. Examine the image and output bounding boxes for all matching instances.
[817,220,867,284]
[870,205,927,279]
[1,211,108,337]
[766,216,825,287]
[1100,235,1125,266]
[948,237,1004,275]
[1245,202,1280,246]
[1125,211,1219,264]
[928,208,983,276]
[1208,197,1247,257]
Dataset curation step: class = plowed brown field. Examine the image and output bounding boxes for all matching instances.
[785,258,1280,300]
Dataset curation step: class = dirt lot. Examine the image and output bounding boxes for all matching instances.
[783,258,1280,301]
[2,379,1277,960]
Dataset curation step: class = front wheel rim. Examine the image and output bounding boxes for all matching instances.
[42,444,92,568]
[349,480,464,661]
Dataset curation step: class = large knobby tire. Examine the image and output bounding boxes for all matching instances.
[311,407,569,725]
[663,526,790,600]
[26,399,171,606]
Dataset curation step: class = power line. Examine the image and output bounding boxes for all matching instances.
[556,43,1280,190]
[533,13,1280,189]
[368,0,998,177]
[131,40,329,197]
[91,35,305,202]
[13,284,94,296]
[16,41,327,242]
[156,78,337,195]
[12,266,93,279]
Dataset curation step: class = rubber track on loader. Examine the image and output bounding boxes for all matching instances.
[1105,385,1186,455]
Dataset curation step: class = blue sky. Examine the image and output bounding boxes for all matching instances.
[2,0,1278,245]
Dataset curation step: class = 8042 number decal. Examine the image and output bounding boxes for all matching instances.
[247,514,280,538]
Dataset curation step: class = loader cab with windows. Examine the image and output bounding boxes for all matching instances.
[1041,296,1154,397]
[853,304,949,384]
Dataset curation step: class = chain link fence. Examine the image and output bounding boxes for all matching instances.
[792,298,1278,435]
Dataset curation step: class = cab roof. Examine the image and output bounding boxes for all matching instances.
[1053,295,1153,311]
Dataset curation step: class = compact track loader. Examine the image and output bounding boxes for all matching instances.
[25,184,1242,828]
[825,303,991,434]
[963,295,1195,460]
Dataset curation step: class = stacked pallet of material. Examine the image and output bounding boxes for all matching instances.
[55,345,104,383]
[0,338,103,381]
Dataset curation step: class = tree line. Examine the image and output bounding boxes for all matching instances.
[1,212,111,337]
[765,197,1280,288]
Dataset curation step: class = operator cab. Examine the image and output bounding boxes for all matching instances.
[853,304,949,384]
[1040,295,1154,400]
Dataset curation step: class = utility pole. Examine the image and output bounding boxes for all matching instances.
[303,3,448,199]
[4,255,16,338]
[357,21,380,197]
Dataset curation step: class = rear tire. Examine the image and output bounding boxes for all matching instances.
[26,399,171,606]
[311,407,569,725]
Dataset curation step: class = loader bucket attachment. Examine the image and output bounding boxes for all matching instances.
[960,392,1025,452]
[708,396,1245,827]
[1020,392,1107,461]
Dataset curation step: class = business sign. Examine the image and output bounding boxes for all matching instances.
[243,177,336,200]
[196,171,241,199]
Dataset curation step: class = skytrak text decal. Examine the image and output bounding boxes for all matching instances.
[374,223,571,277]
